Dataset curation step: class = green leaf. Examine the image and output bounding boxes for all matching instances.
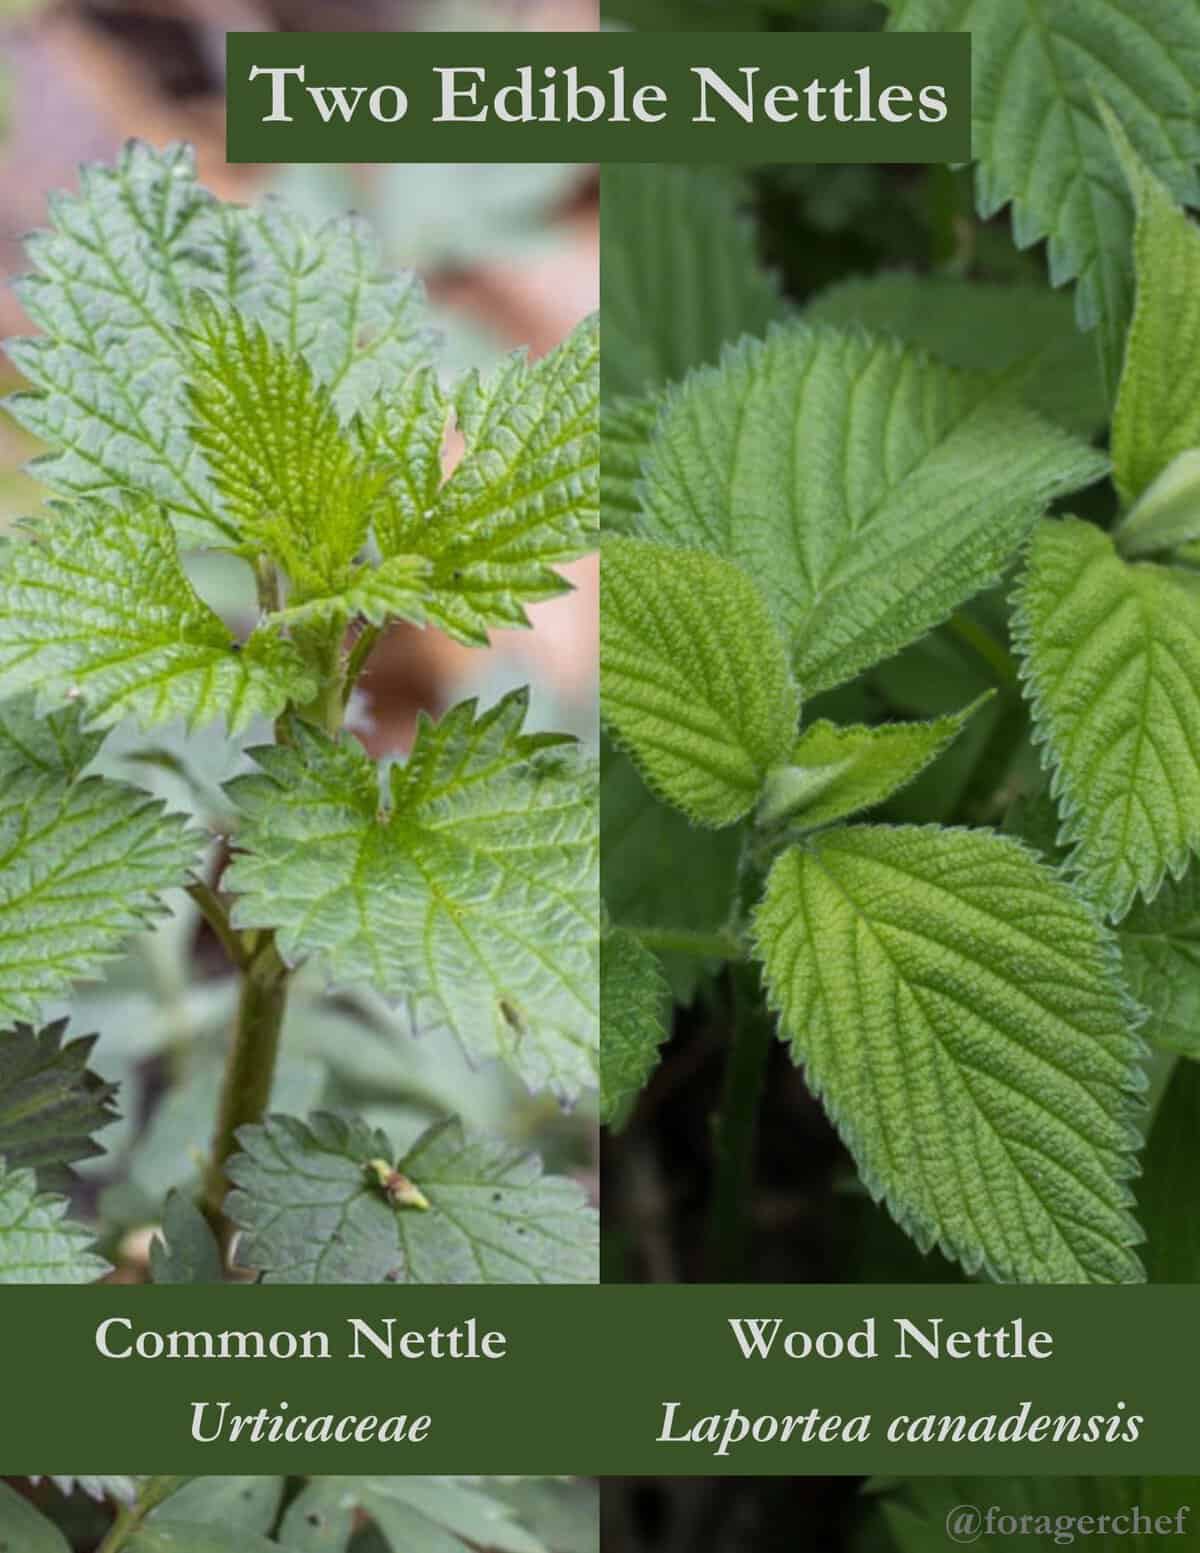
[757,699,988,831]
[354,1479,547,1553]
[266,554,431,633]
[640,323,1107,695]
[0,1019,118,1187]
[6,141,432,548]
[600,164,785,399]
[0,1161,108,1283]
[127,1525,277,1553]
[149,1188,223,1284]
[185,299,384,589]
[375,316,598,642]
[227,1114,598,1284]
[0,498,317,732]
[1014,517,1200,919]
[225,690,598,1099]
[806,274,1106,434]
[754,825,1146,1283]
[1118,867,1200,1058]
[886,0,1200,395]
[148,1480,283,1535]
[277,1481,355,1552]
[1138,1057,1200,1282]
[0,696,200,1024]
[0,1483,70,1553]
[600,740,742,1005]
[600,394,656,533]
[1107,121,1200,517]
[601,536,798,826]
[600,929,668,1125]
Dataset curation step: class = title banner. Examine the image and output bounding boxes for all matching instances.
[225,31,971,163]
[1,1285,1196,1474]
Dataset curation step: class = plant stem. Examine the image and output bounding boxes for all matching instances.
[947,610,1020,690]
[707,964,774,1281]
[97,1478,187,1553]
[186,878,250,970]
[633,925,745,961]
[201,936,289,1232]
[344,622,381,696]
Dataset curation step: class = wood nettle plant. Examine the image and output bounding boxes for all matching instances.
[0,1473,597,1553]
[600,108,1200,1284]
[0,143,599,1284]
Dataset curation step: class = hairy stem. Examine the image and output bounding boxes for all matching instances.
[947,610,1020,689]
[201,937,289,1233]
[186,877,250,970]
[707,964,774,1282]
[345,622,381,696]
[96,1478,187,1553]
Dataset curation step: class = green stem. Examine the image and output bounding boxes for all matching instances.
[97,1478,187,1553]
[947,610,1020,690]
[186,878,251,971]
[345,622,381,698]
[632,926,745,961]
[707,964,774,1281]
[201,937,290,1233]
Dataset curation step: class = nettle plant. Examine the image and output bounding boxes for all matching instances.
[0,143,599,1284]
[600,110,1200,1285]
[0,1473,596,1553]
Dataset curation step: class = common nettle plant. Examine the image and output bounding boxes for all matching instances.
[0,1473,596,1553]
[0,143,599,1284]
[600,103,1200,1284]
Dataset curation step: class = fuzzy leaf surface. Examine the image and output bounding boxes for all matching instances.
[806,275,1106,434]
[886,0,1200,393]
[354,1479,547,1553]
[0,1484,69,1552]
[640,324,1107,694]
[226,692,597,1098]
[601,164,785,399]
[0,696,200,1023]
[600,929,669,1125]
[227,1114,598,1285]
[1015,518,1200,919]
[1117,867,1200,1058]
[1108,129,1200,519]
[6,142,431,548]
[0,1019,117,1186]
[601,537,798,826]
[375,317,598,641]
[127,1526,277,1553]
[0,1162,107,1283]
[150,1188,223,1284]
[759,700,985,831]
[0,499,316,732]
[600,394,656,533]
[754,825,1146,1284]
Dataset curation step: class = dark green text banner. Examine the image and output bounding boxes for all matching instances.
[0,1286,1196,1474]
[225,32,971,162]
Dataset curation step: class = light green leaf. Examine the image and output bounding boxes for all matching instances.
[1118,867,1200,1058]
[600,929,668,1125]
[1138,1057,1200,1283]
[0,1019,118,1187]
[806,274,1106,434]
[600,740,742,1005]
[355,1479,547,1553]
[225,690,598,1099]
[0,498,317,732]
[6,141,432,548]
[376,316,598,642]
[1116,451,1200,560]
[886,0,1200,394]
[754,825,1146,1283]
[127,1525,277,1553]
[1014,517,1200,919]
[601,536,798,826]
[185,299,383,589]
[277,1481,354,1551]
[1107,121,1200,517]
[266,554,431,633]
[757,699,987,831]
[149,1188,223,1284]
[601,164,785,399]
[148,1480,283,1535]
[0,696,200,1024]
[0,1161,108,1283]
[227,1114,598,1284]
[0,1483,70,1553]
[600,394,656,533]
[640,323,1107,695]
